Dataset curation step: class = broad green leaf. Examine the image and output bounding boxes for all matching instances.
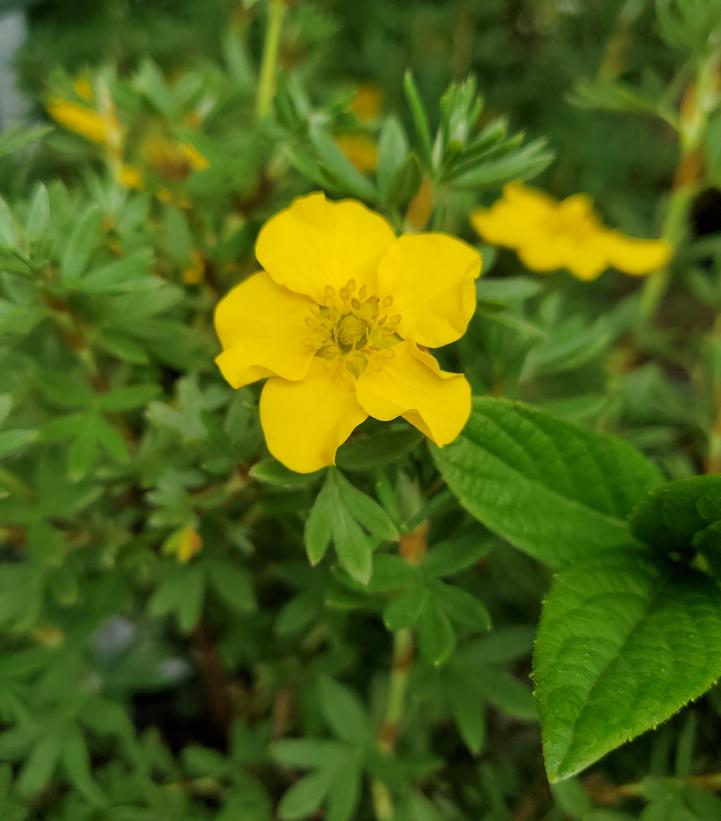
[433,398,662,568]
[534,554,721,781]
[632,475,721,552]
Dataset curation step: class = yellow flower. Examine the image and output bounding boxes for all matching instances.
[163,526,203,564]
[182,250,206,284]
[336,134,379,172]
[47,98,123,150]
[470,181,672,281]
[214,192,481,473]
[117,163,144,189]
[72,75,93,102]
[351,84,383,122]
[142,133,209,179]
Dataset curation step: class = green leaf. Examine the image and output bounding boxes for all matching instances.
[26,184,50,243]
[61,204,102,281]
[318,676,368,745]
[383,585,427,630]
[428,578,491,631]
[446,667,485,754]
[326,758,362,821]
[277,766,337,821]
[417,604,455,666]
[308,129,376,201]
[433,398,662,568]
[0,429,37,459]
[207,559,256,612]
[0,125,52,159]
[420,526,492,577]
[250,458,321,489]
[99,384,160,412]
[68,428,98,480]
[334,471,398,542]
[332,505,374,584]
[271,739,346,769]
[336,427,422,471]
[377,116,409,200]
[402,71,433,168]
[631,475,721,553]
[62,728,105,805]
[534,554,721,781]
[305,478,335,565]
[149,565,207,632]
[17,733,62,796]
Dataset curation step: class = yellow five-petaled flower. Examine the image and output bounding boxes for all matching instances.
[471,182,671,281]
[214,192,482,473]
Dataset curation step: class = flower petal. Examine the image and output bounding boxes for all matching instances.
[602,231,672,276]
[255,191,396,302]
[260,359,368,473]
[355,341,471,446]
[470,182,555,248]
[376,233,481,348]
[214,272,315,388]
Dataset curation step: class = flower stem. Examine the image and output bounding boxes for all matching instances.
[255,0,286,121]
[371,524,428,821]
[639,47,721,324]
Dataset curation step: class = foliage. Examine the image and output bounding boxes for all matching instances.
[1,0,721,819]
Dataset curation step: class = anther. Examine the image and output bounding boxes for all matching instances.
[358,285,367,300]
[387,314,401,326]
[340,287,350,301]
[351,298,360,309]
[346,278,356,292]
[381,295,393,307]
[309,304,321,316]
[324,285,336,301]
[305,317,318,327]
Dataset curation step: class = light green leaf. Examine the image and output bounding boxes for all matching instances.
[61,205,102,281]
[432,398,662,568]
[534,554,721,781]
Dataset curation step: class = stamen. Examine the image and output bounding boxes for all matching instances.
[358,285,367,300]
[381,295,393,307]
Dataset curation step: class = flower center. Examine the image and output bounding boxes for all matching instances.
[303,279,401,377]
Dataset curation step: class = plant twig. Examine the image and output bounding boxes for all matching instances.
[255,0,286,121]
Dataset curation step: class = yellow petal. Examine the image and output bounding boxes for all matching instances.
[376,233,481,347]
[602,231,672,276]
[214,272,315,388]
[335,134,379,172]
[470,182,555,248]
[117,164,144,189]
[260,359,368,473]
[351,84,383,122]
[46,99,117,146]
[255,192,396,302]
[355,341,471,446]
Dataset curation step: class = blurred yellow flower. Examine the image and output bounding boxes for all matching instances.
[72,75,93,102]
[117,163,144,189]
[470,182,671,281]
[142,133,209,179]
[163,525,203,564]
[351,84,383,122]
[182,250,206,284]
[336,133,378,172]
[214,192,481,473]
[47,98,123,150]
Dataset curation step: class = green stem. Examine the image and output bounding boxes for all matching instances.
[638,44,721,325]
[638,183,697,323]
[371,628,413,821]
[255,0,286,121]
